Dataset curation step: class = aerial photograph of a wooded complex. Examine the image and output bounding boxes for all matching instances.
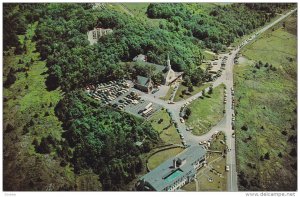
[2,1,298,193]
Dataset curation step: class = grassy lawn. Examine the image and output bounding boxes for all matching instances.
[174,83,211,102]
[197,153,227,191]
[160,86,174,101]
[210,132,226,152]
[150,109,181,144]
[235,14,297,191]
[186,84,225,136]
[181,180,196,191]
[147,147,184,170]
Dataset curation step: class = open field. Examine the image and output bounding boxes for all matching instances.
[122,3,149,17]
[147,147,184,170]
[120,3,163,27]
[150,109,181,144]
[174,83,210,102]
[186,84,225,136]
[234,14,297,191]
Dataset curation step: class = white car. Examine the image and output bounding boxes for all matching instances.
[226,165,230,171]
[180,118,185,123]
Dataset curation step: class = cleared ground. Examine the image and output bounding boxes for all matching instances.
[120,3,163,27]
[186,84,225,136]
[235,14,297,191]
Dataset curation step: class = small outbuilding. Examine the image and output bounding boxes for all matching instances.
[135,76,153,93]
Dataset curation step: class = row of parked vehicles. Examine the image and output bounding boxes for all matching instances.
[231,87,235,130]
[221,55,227,68]
[86,80,131,105]
[113,91,142,110]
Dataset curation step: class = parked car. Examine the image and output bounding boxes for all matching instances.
[226,165,230,171]
[232,132,235,138]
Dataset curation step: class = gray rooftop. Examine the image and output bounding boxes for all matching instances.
[137,76,151,87]
[141,146,206,191]
[133,54,146,62]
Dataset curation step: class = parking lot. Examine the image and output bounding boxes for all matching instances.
[207,55,228,81]
[86,80,162,119]
[124,99,162,119]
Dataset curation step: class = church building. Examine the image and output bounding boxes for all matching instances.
[133,54,183,92]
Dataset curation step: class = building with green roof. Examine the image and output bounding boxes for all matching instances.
[136,146,207,191]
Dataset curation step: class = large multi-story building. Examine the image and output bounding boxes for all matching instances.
[136,146,207,191]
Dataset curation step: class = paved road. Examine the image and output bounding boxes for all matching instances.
[139,7,296,192]
[224,8,297,192]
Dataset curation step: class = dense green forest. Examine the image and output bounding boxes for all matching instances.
[3,3,160,191]
[3,3,295,191]
[147,3,293,52]
[55,91,158,190]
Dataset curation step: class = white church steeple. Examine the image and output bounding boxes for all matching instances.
[167,54,171,70]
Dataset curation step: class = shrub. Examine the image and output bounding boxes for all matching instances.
[208,86,213,94]
[289,148,297,157]
[158,119,163,124]
[241,124,248,131]
[264,152,270,160]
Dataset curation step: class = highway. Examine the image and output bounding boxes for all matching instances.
[139,7,296,192]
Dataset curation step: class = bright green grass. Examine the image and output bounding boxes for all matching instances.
[235,22,297,190]
[148,147,183,170]
[186,84,225,136]
[184,3,217,15]
[122,3,149,17]
[3,22,77,190]
[150,109,181,144]
[174,83,211,102]
[118,3,163,27]
[203,50,216,61]
[4,25,63,142]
